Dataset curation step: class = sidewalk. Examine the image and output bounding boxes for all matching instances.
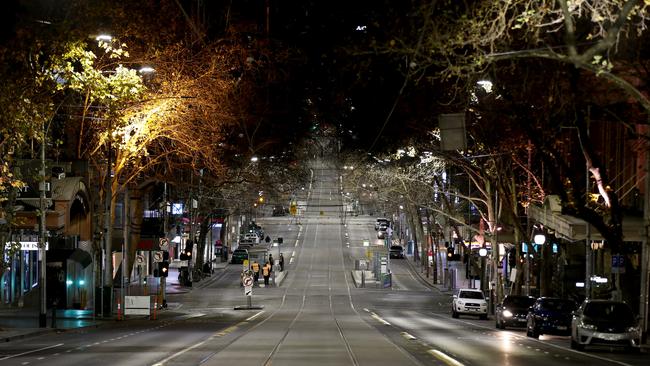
[0,308,108,342]
[0,259,231,342]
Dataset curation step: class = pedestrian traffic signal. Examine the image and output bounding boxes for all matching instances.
[159,261,169,277]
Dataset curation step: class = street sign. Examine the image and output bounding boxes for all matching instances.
[136,254,145,265]
[159,238,169,250]
[243,276,254,287]
[244,285,252,296]
[153,251,163,263]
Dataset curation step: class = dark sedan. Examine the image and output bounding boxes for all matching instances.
[495,295,536,329]
[526,297,577,338]
[389,245,404,259]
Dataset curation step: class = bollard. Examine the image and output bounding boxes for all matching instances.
[51,300,58,329]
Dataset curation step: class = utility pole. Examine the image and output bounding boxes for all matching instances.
[38,120,47,328]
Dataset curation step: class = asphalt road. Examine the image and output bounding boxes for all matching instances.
[0,158,647,366]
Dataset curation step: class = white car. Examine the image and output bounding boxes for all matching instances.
[452,289,488,320]
[570,299,641,351]
[240,233,260,244]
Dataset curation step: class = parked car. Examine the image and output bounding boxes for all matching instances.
[240,233,260,244]
[526,297,576,338]
[452,289,488,320]
[377,228,387,239]
[570,299,641,351]
[375,218,389,230]
[495,295,536,329]
[389,245,404,259]
[230,249,249,264]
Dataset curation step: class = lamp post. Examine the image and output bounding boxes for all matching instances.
[38,120,48,328]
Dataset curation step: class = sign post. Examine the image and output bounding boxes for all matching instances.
[234,271,263,310]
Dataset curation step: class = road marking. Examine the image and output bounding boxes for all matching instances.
[217,325,239,337]
[246,311,265,321]
[370,312,391,325]
[152,337,209,366]
[400,332,417,340]
[295,240,299,247]
[428,349,465,366]
[0,344,64,361]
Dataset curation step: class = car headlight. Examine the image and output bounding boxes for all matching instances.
[457,301,464,306]
[503,310,513,318]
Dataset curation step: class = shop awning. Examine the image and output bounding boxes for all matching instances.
[529,196,645,242]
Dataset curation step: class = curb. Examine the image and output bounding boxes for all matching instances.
[403,255,451,294]
[0,328,54,343]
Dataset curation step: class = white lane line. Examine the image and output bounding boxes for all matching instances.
[295,240,299,247]
[246,311,265,321]
[400,332,417,340]
[152,338,210,366]
[289,257,294,264]
[370,312,391,326]
[428,349,465,366]
[292,251,296,257]
[0,344,64,361]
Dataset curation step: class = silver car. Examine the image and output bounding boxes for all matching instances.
[570,299,641,351]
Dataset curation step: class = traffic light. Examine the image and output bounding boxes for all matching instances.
[159,261,169,277]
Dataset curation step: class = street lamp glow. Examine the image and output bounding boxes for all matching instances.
[533,234,546,245]
[138,66,155,73]
[477,79,493,93]
[250,156,259,162]
[479,248,488,257]
[96,34,112,41]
